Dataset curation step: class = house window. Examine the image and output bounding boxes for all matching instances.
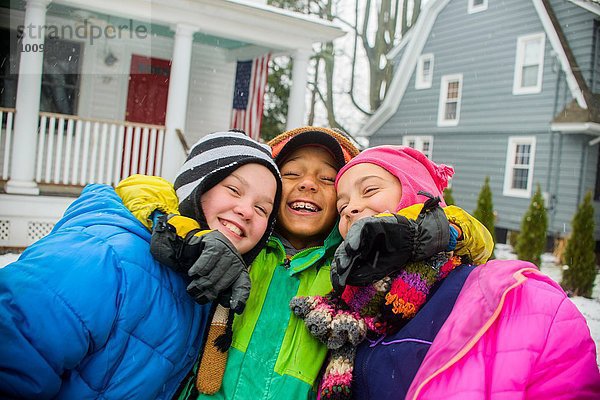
[40,37,82,115]
[0,28,19,109]
[403,135,433,158]
[513,33,545,95]
[468,0,488,14]
[503,136,536,198]
[437,74,462,127]
[0,28,81,114]
[415,53,434,89]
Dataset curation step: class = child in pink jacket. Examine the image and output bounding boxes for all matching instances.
[299,145,600,399]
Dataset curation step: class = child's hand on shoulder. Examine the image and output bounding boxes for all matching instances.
[150,214,251,314]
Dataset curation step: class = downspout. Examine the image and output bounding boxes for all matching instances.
[554,133,564,234]
[554,58,575,234]
[548,66,562,231]
[578,139,588,206]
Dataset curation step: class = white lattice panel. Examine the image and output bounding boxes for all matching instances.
[0,220,9,241]
[27,221,55,243]
[0,194,73,248]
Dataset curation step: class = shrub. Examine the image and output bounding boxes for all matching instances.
[508,230,519,249]
[473,176,495,258]
[515,184,547,267]
[443,187,455,206]
[561,191,597,298]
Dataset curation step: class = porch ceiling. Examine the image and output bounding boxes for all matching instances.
[52,0,345,52]
[45,3,248,49]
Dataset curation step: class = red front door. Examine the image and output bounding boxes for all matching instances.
[125,55,171,125]
[120,55,171,179]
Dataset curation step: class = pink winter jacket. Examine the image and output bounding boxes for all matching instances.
[407,260,600,399]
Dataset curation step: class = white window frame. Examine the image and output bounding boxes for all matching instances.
[512,33,545,95]
[468,0,488,14]
[415,53,434,89]
[503,136,536,198]
[403,135,433,158]
[437,74,463,127]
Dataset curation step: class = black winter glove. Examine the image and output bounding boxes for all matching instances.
[331,193,450,293]
[186,230,250,314]
[150,214,206,274]
[150,214,250,314]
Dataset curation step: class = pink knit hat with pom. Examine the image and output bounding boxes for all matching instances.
[335,145,454,211]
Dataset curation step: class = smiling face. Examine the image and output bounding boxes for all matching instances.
[200,163,277,255]
[276,146,339,249]
[336,162,403,239]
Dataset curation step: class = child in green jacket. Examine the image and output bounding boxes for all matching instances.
[198,127,360,399]
[141,127,360,399]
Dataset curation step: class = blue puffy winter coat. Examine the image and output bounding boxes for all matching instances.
[0,184,210,399]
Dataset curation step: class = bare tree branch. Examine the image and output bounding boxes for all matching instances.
[412,0,421,25]
[347,0,372,116]
[269,0,422,132]
[307,56,322,125]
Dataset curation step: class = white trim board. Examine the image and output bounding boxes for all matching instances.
[551,122,600,134]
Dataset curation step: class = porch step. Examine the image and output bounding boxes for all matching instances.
[0,180,84,197]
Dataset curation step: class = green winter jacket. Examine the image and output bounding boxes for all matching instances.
[179,228,342,400]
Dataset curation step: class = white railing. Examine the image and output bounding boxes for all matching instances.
[34,112,165,186]
[0,108,15,180]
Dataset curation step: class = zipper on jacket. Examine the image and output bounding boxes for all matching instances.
[410,273,529,399]
[282,244,328,274]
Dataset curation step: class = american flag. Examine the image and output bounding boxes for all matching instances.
[230,54,271,141]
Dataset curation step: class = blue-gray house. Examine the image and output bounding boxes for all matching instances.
[358,0,600,242]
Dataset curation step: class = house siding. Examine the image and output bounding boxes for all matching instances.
[550,0,596,92]
[185,45,235,145]
[78,33,175,122]
[594,22,600,93]
[370,0,600,239]
[78,31,235,144]
[375,0,560,138]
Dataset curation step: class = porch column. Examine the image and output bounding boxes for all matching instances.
[286,48,311,130]
[162,23,199,182]
[6,0,51,195]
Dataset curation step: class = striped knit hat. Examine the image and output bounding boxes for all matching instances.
[174,130,282,264]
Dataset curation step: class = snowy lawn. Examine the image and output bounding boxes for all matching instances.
[2,245,599,366]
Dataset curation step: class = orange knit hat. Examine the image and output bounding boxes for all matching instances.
[267,126,359,169]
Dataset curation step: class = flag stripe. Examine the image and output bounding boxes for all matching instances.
[231,54,271,141]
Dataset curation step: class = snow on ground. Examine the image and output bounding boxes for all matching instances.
[0,253,19,267]
[1,245,599,366]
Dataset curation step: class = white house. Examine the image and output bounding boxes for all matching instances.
[0,0,344,248]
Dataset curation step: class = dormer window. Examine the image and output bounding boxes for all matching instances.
[468,0,488,14]
[415,53,434,89]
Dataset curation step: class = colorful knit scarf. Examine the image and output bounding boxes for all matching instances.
[290,253,461,399]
